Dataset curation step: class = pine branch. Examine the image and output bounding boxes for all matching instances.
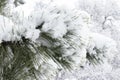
[0,0,7,14]
[86,47,104,65]
[0,32,74,79]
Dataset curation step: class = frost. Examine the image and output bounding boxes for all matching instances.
[1,0,119,80]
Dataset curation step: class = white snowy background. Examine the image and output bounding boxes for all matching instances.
[1,0,120,80]
[56,0,120,80]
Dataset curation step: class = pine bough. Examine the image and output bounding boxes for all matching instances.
[0,0,117,80]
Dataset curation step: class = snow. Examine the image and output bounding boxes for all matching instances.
[25,29,40,42]
[56,0,120,80]
[0,15,16,42]
[0,14,41,42]
[53,0,78,9]
[1,0,120,80]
